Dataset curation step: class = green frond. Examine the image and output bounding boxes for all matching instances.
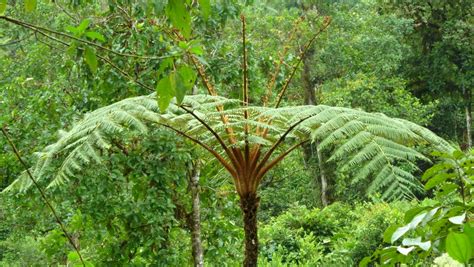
[2,93,451,202]
[326,131,373,159]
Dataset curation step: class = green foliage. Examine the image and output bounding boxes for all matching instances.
[364,149,474,266]
[3,92,450,203]
[166,0,191,38]
[321,74,437,127]
[0,0,6,15]
[0,0,471,265]
[84,47,98,73]
[258,202,409,266]
[24,0,36,12]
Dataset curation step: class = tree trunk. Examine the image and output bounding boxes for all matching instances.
[301,45,329,207]
[240,192,260,267]
[188,161,204,267]
[464,86,472,149]
[315,143,329,207]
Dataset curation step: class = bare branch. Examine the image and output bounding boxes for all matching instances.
[241,15,250,166]
[262,16,304,107]
[2,19,155,93]
[0,16,179,61]
[274,16,331,108]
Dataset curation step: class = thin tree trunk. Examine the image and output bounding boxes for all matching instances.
[464,86,472,149]
[188,161,204,267]
[301,45,329,207]
[240,192,259,267]
[315,143,328,207]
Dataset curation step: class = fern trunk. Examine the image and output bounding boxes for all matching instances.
[240,192,259,267]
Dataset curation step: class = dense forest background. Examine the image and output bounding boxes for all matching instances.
[0,0,472,266]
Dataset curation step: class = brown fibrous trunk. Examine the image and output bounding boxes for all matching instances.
[239,192,260,267]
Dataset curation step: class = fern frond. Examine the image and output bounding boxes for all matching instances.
[2,93,452,202]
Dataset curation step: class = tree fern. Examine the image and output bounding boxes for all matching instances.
[4,93,452,200]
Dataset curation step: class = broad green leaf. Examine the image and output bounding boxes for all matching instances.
[175,65,197,104]
[169,71,180,102]
[391,225,410,243]
[425,172,454,190]
[404,207,427,223]
[408,211,427,229]
[359,256,372,267]
[67,251,80,262]
[189,44,204,55]
[65,26,79,35]
[448,213,466,225]
[380,247,398,264]
[421,207,440,226]
[24,0,36,12]
[84,47,98,73]
[195,55,209,67]
[464,223,474,255]
[422,162,452,181]
[178,41,189,50]
[402,237,431,251]
[397,246,415,255]
[85,31,105,42]
[166,0,191,38]
[446,232,472,264]
[0,0,7,15]
[437,183,458,197]
[76,19,91,35]
[198,0,211,20]
[156,75,174,112]
[157,58,173,76]
[383,225,399,243]
[66,43,77,58]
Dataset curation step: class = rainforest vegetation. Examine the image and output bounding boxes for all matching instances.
[0,0,473,266]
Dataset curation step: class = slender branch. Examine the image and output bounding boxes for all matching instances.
[1,127,86,267]
[54,1,79,23]
[188,55,218,96]
[0,33,33,47]
[241,15,249,108]
[262,16,304,108]
[241,15,250,168]
[188,54,238,145]
[274,16,331,108]
[256,17,304,139]
[5,21,155,93]
[166,29,239,145]
[0,16,179,60]
[97,54,154,92]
